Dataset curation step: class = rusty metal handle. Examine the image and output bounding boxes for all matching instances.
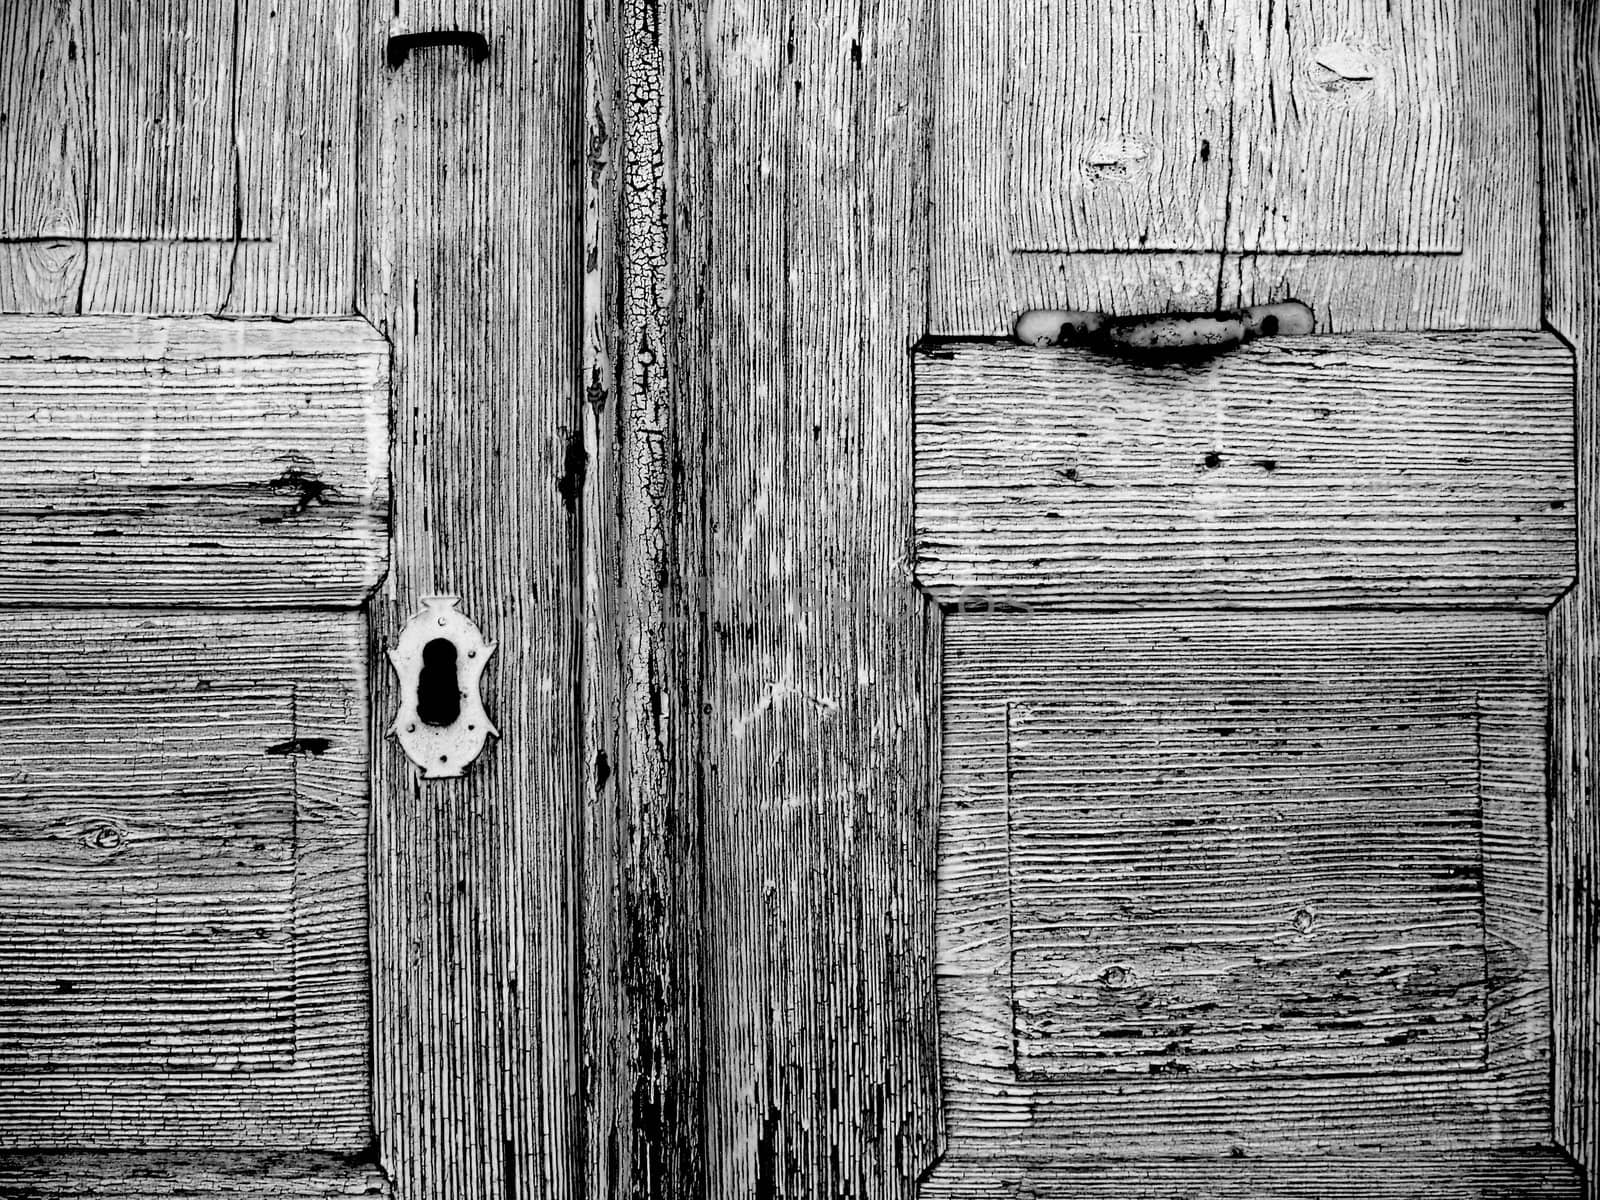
[1014,301,1315,357]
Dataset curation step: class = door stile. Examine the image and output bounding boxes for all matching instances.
[578,0,707,1195]
[1541,3,1600,1195]
[665,3,944,1197]
[359,3,585,1198]
[576,2,945,1197]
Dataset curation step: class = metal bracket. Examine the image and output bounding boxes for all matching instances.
[387,596,497,779]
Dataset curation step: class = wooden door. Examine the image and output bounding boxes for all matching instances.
[915,336,1580,1194]
[3,2,1600,1200]
[0,2,581,1197]
[912,1,1600,1195]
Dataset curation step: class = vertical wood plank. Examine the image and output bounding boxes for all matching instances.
[1227,0,1460,255]
[929,0,1022,333]
[0,1,88,240]
[224,0,360,314]
[84,0,238,240]
[361,2,582,1197]
[1229,0,1538,332]
[1007,0,1232,254]
[0,0,357,316]
[672,2,941,1195]
[935,0,1537,335]
[0,242,85,316]
[579,0,705,1194]
[1542,3,1600,1194]
[1010,0,1460,257]
[0,1,90,311]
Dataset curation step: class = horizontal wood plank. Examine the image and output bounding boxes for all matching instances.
[914,333,1574,606]
[0,612,371,1148]
[919,1148,1584,1199]
[0,1152,389,1197]
[0,317,388,606]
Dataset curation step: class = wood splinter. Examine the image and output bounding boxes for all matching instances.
[1013,300,1315,356]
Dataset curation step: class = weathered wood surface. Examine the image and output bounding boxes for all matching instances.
[360,3,582,1199]
[937,612,1551,1157]
[1011,0,1460,255]
[667,2,942,1196]
[0,0,359,315]
[579,0,704,1194]
[1008,690,1488,1078]
[914,334,1575,606]
[919,1148,1585,1199]
[0,316,388,607]
[0,1152,389,1198]
[0,612,370,1147]
[1542,2,1600,1196]
[0,3,1586,1199]
[0,681,299,1073]
[1,0,235,241]
[932,0,1538,333]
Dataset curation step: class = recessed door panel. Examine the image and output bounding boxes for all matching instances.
[1009,687,1489,1080]
[934,610,1552,1158]
[0,611,371,1148]
[916,334,1572,1178]
[0,683,300,1074]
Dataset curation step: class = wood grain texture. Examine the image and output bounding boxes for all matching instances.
[360,2,582,1198]
[0,242,86,316]
[0,1152,389,1198]
[913,333,1575,606]
[1006,0,1229,255]
[932,0,1538,334]
[936,612,1552,1158]
[0,0,359,315]
[0,2,88,244]
[1008,691,1489,1079]
[0,684,299,1073]
[579,0,705,1193]
[919,1148,1585,1199]
[0,316,388,607]
[1541,2,1600,1195]
[1011,0,1460,254]
[223,0,361,315]
[0,612,371,1148]
[0,0,236,241]
[668,1,942,1196]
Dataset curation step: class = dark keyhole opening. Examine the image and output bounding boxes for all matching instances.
[417,637,462,727]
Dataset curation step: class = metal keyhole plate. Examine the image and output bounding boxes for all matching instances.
[388,595,497,778]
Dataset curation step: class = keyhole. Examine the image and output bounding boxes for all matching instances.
[417,637,462,727]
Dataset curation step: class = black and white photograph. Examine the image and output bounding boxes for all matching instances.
[0,2,1597,1197]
